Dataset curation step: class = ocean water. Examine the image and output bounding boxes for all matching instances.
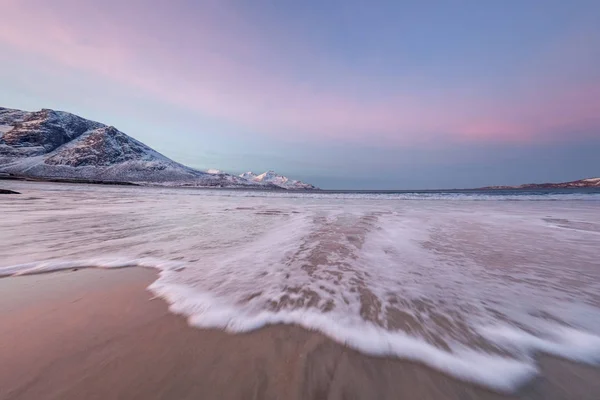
[2,181,600,393]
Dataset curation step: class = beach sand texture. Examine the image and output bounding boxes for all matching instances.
[2,268,599,400]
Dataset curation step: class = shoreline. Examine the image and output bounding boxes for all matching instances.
[3,176,600,195]
[1,269,599,399]
[0,174,317,192]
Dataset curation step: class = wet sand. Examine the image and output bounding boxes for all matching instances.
[1,269,599,400]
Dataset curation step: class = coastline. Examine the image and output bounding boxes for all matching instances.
[1,269,599,400]
[0,174,309,191]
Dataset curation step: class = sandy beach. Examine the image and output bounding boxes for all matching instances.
[0,268,598,400]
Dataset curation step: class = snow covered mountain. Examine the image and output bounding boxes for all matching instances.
[239,170,317,190]
[517,177,600,189]
[239,171,258,180]
[581,177,600,187]
[483,177,600,189]
[0,107,272,188]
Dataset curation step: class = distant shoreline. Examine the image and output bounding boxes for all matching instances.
[0,174,314,191]
[0,173,139,186]
[2,173,599,192]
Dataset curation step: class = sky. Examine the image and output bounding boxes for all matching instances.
[0,0,599,189]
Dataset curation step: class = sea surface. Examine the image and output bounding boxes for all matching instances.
[1,181,600,393]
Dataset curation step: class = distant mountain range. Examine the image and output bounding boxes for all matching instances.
[0,107,317,190]
[239,170,316,190]
[482,177,600,190]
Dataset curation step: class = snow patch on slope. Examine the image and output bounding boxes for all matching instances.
[240,171,257,180]
[583,178,600,184]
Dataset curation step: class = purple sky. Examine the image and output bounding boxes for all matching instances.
[1,0,599,188]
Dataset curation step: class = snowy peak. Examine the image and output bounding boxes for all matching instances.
[240,171,257,179]
[0,107,104,157]
[239,170,317,190]
[255,170,289,186]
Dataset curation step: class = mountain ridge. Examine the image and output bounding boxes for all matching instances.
[0,107,317,190]
[481,177,600,190]
[239,170,317,190]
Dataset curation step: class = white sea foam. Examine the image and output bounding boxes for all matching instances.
[480,325,600,365]
[2,181,600,393]
[148,278,538,393]
[0,258,184,277]
[0,257,538,393]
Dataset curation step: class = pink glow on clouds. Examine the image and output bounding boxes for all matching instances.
[456,83,600,143]
[0,0,598,145]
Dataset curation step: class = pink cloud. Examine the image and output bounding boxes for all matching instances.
[0,0,598,145]
[455,83,600,143]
